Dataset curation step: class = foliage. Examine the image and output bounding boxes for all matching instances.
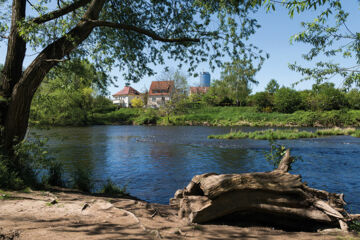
[0,132,64,190]
[71,167,93,193]
[264,139,287,169]
[287,0,360,88]
[134,109,159,125]
[160,70,190,116]
[346,89,360,110]
[265,79,280,94]
[349,220,360,233]
[92,108,139,125]
[274,87,302,113]
[220,58,260,106]
[30,59,114,126]
[131,97,144,108]
[99,179,127,196]
[312,83,347,111]
[252,92,274,112]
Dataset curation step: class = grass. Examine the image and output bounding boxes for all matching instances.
[98,179,127,197]
[209,127,360,140]
[0,189,11,200]
[163,107,360,127]
[349,220,360,233]
[34,106,360,127]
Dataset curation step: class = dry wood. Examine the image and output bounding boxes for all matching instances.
[171,149,351,232]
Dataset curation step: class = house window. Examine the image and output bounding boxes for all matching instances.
[152,97,156,101]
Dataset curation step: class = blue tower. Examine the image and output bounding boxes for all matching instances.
[200,72,211,87]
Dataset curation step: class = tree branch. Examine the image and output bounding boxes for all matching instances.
[29,0,91,24]
[88,20,200,43]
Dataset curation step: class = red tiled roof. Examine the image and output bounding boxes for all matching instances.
[149,81,174,96]
[190,87,210,94]
[112,86,140,96]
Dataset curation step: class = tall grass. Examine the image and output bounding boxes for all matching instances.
[98,179,127,196]
[209,129,317,140]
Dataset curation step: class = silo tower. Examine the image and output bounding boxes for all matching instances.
[200,72,211,87]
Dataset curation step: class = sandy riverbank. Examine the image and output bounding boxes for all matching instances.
[0,188,358,240]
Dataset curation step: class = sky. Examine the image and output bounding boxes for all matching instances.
[0,1,359,96]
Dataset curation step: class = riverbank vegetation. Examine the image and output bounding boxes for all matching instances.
[208,127,360,140]
[29,71,360,128]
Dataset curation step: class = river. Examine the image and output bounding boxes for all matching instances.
[38,125,360,213]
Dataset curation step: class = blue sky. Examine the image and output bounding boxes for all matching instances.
[0,1,359,96]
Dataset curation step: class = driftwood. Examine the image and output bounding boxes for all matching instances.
[170,150,351,231]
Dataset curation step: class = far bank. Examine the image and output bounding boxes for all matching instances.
[30,106,360,128]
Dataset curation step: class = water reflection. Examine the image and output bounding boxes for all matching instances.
[39,126,360,212]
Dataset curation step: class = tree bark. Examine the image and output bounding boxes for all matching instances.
[1,0,106,150]
[171,150,351,232]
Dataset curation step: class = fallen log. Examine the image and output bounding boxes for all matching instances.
[171,150,351,232]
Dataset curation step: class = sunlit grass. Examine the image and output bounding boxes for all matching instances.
[209,127,360,140]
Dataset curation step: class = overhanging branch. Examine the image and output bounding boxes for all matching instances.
[29,0,91,24]
[88,20,200,43]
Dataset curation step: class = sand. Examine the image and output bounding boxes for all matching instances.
[0,188,358,240]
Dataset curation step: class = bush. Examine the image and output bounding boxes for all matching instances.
[134,108,159,125]
[131,97,144,108]
[274,87,301,113]
[298,90,316,111]
[0,133,65,190]
[252,92,274,112]
[313,83,347,111]
[71,167,93,192]
[346,89,360,110]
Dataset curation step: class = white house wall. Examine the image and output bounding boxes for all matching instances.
[113,95,138,108]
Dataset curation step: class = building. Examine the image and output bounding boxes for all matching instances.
[148,81,174,108]
[200,72,211,87]
[112,86,141,107]
[189,86,210,95]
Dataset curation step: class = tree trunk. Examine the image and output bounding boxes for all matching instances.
[1,0,106,152]
[170,151,351,232]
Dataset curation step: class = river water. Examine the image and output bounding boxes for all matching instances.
[39,126,360,213]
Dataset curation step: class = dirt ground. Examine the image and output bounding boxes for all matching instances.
[0,189,358,240]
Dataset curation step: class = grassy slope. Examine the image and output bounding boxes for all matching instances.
[55,106,360,127]
[163,107,360,127]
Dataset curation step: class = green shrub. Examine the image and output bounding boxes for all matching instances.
[252,92,274,112]
[274,87,301,113]
[298,90,316,111]
[134,109,159,125]
[42,160,65,187]
[0,133,65,190]
[313,83,348,111]
[346,89,360,110]
[71,167,93,192]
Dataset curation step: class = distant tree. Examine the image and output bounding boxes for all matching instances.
[131,97,144,108]
[159,70,190,120]
[265,79,280,94]
[253,92,274,112]
[312,83,347,111]
[221,58,260,106]
[346,89,360,109]
[274,87,301,113]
